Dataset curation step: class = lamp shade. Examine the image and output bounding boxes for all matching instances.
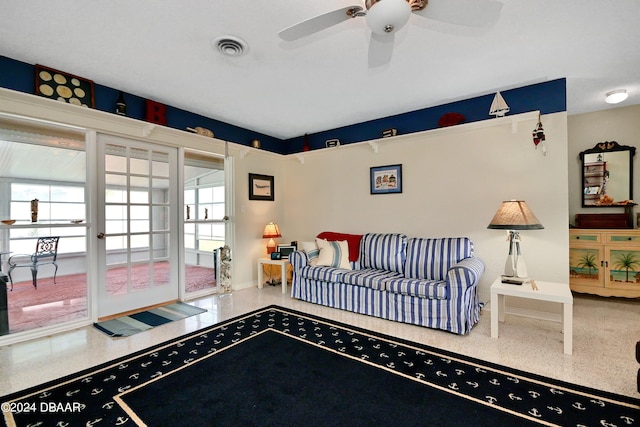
[487,200,544,230]
[262,222,281,238]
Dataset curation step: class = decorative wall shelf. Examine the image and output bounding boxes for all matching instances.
[287,110,542,163]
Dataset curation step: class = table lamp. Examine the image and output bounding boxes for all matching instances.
[262,222,281,254]
[487,200,544,278]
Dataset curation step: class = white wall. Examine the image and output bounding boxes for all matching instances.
[568,104,640,224]
[231,150,287,288]
[279,112,569,302]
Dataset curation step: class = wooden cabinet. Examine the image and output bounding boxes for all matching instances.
[569,229,640,297]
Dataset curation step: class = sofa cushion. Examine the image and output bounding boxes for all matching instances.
[385,277,448,299]
[316,239,351,270]
[317,231,363,262]
[405,237,474,281]
[340,269,403,291]
[299,265,346,282]
[359,233,407,275]
[301,241,320,266]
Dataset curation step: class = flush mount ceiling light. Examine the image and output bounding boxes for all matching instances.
[605,89,629,104]
[212,35,248,57]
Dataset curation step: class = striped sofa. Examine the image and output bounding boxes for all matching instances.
[290,232,485,335]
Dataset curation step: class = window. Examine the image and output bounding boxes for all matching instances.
[9,182,86,254]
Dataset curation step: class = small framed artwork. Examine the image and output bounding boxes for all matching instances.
[270,252,282,260]
[249,173,274,201]
[35,64,95,108]
[370,164,402,195]
[277,245,296,259]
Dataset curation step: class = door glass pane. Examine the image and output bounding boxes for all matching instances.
[130,189,149,205]
[184,151,225,295]
[152,206,169,231]
[153,260,170,287]
[130,150,149,175]
[153,151,170,177]
[102,139,174,307]
[0,120,88,336]
[105,145,127,172]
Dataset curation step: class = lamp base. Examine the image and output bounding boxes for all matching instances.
[266,238,276,254]
[504,253,529,278]
[500,275,527,285]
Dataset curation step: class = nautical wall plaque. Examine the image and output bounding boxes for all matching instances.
[35,64,95,108]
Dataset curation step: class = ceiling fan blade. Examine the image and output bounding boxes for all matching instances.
[414,0,503,27]
[278,5,364,41]
[368,32,395,68]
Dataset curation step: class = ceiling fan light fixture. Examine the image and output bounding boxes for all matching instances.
[366,0,412,35]
[605,89,628,104]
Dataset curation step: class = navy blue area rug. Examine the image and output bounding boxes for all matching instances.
[2,305,639,426]
[93,302,207,337]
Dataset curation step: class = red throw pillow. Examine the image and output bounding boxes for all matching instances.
[316,232,363,262]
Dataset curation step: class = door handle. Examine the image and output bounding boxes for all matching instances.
[97,232,106,239]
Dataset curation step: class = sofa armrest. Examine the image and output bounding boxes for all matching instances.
[447,257,485,290]
[290,250,309,273]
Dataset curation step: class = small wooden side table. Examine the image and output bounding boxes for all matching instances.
[257,258,290,294]
[490,277,573,355]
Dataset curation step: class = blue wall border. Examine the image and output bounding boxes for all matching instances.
[1,56,565,155]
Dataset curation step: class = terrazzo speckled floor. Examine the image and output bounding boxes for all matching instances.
[1,285,639,398]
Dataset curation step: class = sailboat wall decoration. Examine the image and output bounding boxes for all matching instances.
[489,91,510,117]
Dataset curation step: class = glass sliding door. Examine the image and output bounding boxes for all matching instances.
[0,116,88,337]
[184,151,225,297]
[97,135,178,318]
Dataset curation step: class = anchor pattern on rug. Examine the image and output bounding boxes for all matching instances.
[1,307,638,426]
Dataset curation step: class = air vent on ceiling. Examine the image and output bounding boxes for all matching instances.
[212,35,248,57]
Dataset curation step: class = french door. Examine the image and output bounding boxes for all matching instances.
[96,135,179,318]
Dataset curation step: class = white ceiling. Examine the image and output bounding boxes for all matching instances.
[1,0,639,140]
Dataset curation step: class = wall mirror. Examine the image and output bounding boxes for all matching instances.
[580,141,635,207]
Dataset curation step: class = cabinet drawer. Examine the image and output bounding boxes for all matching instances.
[569,233,601,243]
[605,233,640,244]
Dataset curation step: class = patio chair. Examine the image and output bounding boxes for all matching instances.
[7,236,60,291]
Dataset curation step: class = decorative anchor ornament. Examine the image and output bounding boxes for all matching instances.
[532,113,546,155]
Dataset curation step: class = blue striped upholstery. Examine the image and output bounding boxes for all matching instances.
[299,265,346,282]
[385,277,447,299]
[404,237,473,281]
[340,269,403,291]
[360,233,407,275]
[290,250,308,272]
[289,236,485,335]
[290,275,482,335]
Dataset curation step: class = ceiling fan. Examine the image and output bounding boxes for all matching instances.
[278,0,503,66]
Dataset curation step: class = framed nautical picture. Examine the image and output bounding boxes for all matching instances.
[35,64,95,108]
[370,164,402,195]
[249,173,274,201]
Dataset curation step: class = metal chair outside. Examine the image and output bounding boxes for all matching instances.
[7,236,60,291]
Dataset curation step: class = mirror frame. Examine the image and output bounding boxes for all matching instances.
[580,141,635,207]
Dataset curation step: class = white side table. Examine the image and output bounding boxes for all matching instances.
[490,277,573,355]
[257,258,290,294]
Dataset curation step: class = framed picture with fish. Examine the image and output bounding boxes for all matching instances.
[249,173,274,201]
